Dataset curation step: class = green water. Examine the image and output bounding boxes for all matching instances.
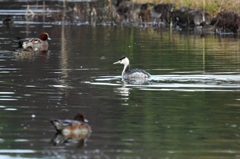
[0,24,239,159]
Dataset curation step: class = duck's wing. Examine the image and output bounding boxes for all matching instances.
[13,37,32,47]
[22,38,43,50]
[50,119,83,132]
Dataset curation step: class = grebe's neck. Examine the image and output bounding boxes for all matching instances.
[122,64,130,77]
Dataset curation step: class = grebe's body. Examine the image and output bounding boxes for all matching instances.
[113,57,151,80]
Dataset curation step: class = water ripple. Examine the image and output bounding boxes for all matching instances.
[90,74,240,92]
[0,149,35,153]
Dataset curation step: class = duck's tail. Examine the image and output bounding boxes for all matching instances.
[50,120,64,132]
[12,37,29,48]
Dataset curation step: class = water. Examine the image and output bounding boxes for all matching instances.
[0,14,240,159]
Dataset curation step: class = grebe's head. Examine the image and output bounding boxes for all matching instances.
[113,56,129,65]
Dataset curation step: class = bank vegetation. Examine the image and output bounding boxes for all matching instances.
[131,0,240,16]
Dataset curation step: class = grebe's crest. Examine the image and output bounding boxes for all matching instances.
[114,56,130,65]
[119,56,126,60]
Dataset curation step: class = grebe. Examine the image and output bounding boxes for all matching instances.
[113,56,151,80]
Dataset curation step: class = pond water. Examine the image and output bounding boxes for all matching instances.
[0,18,240,159]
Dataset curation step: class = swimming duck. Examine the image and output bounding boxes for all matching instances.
[2,16,13,26]
[113,56,151,80]
[17,32,51,51]
[50,113,92,137]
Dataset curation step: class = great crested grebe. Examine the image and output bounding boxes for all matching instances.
[113,56,151,80]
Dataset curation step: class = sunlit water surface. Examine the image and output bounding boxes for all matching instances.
[0,19,240,159]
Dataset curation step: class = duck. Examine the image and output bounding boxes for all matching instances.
[50,113,92,138]
[2,16,13,26]
[113,56,151,80]
[16,32,51,51]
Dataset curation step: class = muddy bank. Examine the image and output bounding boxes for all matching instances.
[113,0,240,34]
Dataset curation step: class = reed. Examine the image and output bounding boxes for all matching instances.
[130,0,240,16]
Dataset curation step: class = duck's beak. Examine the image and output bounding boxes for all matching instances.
[48,37,51,40]
[84,119,89,123]
[113,60,120,64]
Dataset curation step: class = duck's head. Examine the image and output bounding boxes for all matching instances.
[113,56,129,65]
[39,32,51,41]
[74,113,88,123]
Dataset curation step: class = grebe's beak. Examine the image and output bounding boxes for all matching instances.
[48,37,51,40]
[113,60,120,64]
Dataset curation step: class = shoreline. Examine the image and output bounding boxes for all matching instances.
[1,0,239,35]
[112,0,240,35]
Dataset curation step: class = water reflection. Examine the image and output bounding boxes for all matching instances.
[13,50,49,62]
[51,132,90,148]
[114,86,130,97]
[13,48,34,62]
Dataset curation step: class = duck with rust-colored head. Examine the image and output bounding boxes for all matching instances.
[50,113,92,139]
[16,32,51,51]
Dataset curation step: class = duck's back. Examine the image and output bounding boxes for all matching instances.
[22,38,42,50]
[51,119,86,131]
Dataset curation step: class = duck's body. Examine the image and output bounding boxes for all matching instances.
[16,32,50,51]
[50,114,92,137]
[3,16,13,26]
[113,56,151,80]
